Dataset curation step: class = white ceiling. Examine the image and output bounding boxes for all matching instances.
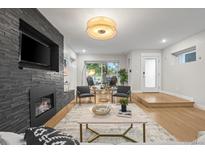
[39,8,205,54]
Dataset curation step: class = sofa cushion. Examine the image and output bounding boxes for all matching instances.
[0,132,25,145]
[24,127,80,145]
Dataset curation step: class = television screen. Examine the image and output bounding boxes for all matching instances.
[21,33,51,66]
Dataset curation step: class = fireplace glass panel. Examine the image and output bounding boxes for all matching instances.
[35,95,53,117]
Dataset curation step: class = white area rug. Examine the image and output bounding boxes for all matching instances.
[55,103,177,144]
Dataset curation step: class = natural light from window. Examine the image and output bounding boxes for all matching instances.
[178,50,196,64]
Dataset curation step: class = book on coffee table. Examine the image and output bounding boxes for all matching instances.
[117,110,132,118]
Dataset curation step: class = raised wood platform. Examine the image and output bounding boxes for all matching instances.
[134,92,194,108]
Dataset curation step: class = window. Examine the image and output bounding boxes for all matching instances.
[172,46,196,64]
[178,50,196,64]
[85,62,119,85]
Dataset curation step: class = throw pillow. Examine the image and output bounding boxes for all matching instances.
[24,127,80,145]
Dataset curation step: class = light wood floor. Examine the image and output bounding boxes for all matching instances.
[45,100,75,128]
[134,92,194,108]
[132,95,205,142]
[46,92,205,142]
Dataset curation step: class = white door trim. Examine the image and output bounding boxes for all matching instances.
[141,53,161,92]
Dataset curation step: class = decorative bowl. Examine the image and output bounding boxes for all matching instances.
[92,104,111,115]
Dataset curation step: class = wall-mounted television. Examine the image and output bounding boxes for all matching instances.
[19,19,59,72]
[21,33,51,66]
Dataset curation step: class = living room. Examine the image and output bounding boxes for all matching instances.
[1,0,205,154]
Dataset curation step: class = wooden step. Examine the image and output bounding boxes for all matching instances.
[134,92,194,108]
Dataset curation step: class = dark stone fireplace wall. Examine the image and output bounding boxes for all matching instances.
[0,9,74,133]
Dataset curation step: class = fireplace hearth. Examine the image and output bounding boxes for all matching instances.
[30,86,56,127]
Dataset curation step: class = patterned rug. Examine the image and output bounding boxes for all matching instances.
[55,103,177,144]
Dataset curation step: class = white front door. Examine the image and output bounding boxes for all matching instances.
[141,53,161,92]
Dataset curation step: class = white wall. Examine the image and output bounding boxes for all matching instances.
[127,50,161,92]
[64,46,78,90]
[127,51,141,92]
[77,54,127,86]
[162,31,205,106]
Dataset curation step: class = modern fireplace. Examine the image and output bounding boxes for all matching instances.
[35,94,53,117]
[30,86,56,127]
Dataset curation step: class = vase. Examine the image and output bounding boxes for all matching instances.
[121,105,127,112]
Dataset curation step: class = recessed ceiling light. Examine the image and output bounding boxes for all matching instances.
[161,39,167,43]
[82,49,86,53]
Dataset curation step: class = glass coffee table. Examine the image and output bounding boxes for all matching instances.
[77,104,147,143]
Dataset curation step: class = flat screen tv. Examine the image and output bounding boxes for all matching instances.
[20,33,51,66]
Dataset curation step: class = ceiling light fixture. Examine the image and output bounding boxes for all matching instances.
[82,49,86,53]
[86,16,117,40]
[161,39,167,43]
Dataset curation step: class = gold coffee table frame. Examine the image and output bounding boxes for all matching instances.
[79,122,147,143]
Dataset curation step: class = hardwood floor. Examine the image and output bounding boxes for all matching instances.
[45,100,75,128]
[45,92,205,142]
[132,95,205,142]
[134,92,194,108]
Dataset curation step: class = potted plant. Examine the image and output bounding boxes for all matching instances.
[119,98,129,112]
[118,69,128,85]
